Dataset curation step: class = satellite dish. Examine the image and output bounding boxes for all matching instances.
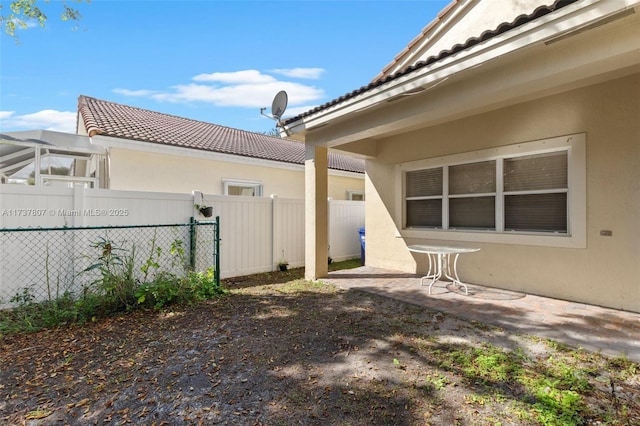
[271,90,288,120]
[260,90,291,137]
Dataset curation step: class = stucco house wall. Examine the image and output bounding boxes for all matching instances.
[365,73,639,311]
[75,95,365,200]
[107,147,364,200]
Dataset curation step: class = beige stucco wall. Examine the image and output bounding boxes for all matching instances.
[365,73,640,312]
[108,148,363,201]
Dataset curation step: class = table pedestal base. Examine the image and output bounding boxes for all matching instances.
[419,252,469,295]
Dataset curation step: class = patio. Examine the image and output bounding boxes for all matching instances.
[322,266,640,363]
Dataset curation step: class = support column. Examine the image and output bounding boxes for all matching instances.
[305,143,328,281]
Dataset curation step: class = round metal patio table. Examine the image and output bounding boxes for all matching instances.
[408,244,480,295]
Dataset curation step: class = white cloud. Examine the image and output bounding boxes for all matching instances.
[152,80,324,108]
[193,70,276,84]
[271,68,325,79]
[117,69,327,109]
[10,18,38,31]
[0,110,76,133]
[113,88,158,97]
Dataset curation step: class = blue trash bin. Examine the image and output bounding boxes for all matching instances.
[358,227,365,265]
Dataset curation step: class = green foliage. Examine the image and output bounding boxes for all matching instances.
[427,374,450,390]
[0,291,78,334]
[0,236,222,336]
[606,356,638,379]
[533,383,584,426]
[136,268,224,310]
[430,342,594,424]
[10,287,35,306]
[136,272,180,310]
[189,267,224,299]
[328,258,361,272]
[84,237,138,311]
[465,346,525,383]
[1,0,88,38]
[262,127,282,137]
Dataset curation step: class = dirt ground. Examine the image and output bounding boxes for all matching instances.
[1,268,638,425]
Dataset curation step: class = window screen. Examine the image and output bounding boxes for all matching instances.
[504,151,568,233]
[504,151,567,192]
[449,197,496,229]
[404,149,569,234]
[449,161,496,195]
[406,168,442,197]
[505,193,567,232]
[406,199,442,228]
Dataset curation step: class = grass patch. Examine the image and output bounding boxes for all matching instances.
[329,258,362,272]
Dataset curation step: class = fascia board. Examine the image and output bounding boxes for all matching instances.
[386,0,476,77]
[292,0,637,132]
[0,131,103,154]
[90,135,363,179]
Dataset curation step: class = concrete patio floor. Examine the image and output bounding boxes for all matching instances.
[322,266,640,363]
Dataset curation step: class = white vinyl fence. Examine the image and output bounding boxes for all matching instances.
[0,185,364,303]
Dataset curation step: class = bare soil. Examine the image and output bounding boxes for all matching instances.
[1,268,638,425]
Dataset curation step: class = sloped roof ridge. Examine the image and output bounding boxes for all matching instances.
[76,95,365,174]
[376,0,460,81]
[78,95,251,138]
[283,0,577,126]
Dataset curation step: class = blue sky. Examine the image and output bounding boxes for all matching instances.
[1,0,450,135]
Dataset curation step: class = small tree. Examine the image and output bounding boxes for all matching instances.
[1,0,88,38]
[262,127,282,138]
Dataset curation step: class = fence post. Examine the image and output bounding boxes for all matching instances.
[327,197,332,264]
[271,194,278,271]
[189,216,196,269]
[214,216,220,286]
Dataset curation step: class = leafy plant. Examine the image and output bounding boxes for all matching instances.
[188,267,223,300]
[10,287,35,306]
[194,203,213,217]
[0,232,223,336]
[136,273,180,310]
[136,267,223,310]
[277,249,289,271]
[140,233,161,282]
[533,383,584,426]
[83,238,137,311]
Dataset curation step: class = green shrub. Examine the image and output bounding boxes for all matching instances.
[135,268,224,310]
[0,237,222,336]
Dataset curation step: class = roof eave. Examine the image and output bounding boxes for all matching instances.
[286,0,638,140]
[90,134,364,175]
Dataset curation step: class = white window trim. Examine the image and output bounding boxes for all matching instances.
[395,133,586,248]
[222,178,263,197]
[347,190,365,201]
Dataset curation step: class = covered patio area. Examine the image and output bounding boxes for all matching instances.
[322,266,640,363]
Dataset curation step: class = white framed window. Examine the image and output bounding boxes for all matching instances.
[347,190,365,201]
[396,134,586,248]
[222,179,263,196]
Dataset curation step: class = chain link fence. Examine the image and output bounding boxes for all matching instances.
[0,219,219,309]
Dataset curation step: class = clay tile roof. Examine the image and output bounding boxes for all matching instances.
[77,95,364,174]
[283,0,577,126]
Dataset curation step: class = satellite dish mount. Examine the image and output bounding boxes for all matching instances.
[261,90,290,136]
